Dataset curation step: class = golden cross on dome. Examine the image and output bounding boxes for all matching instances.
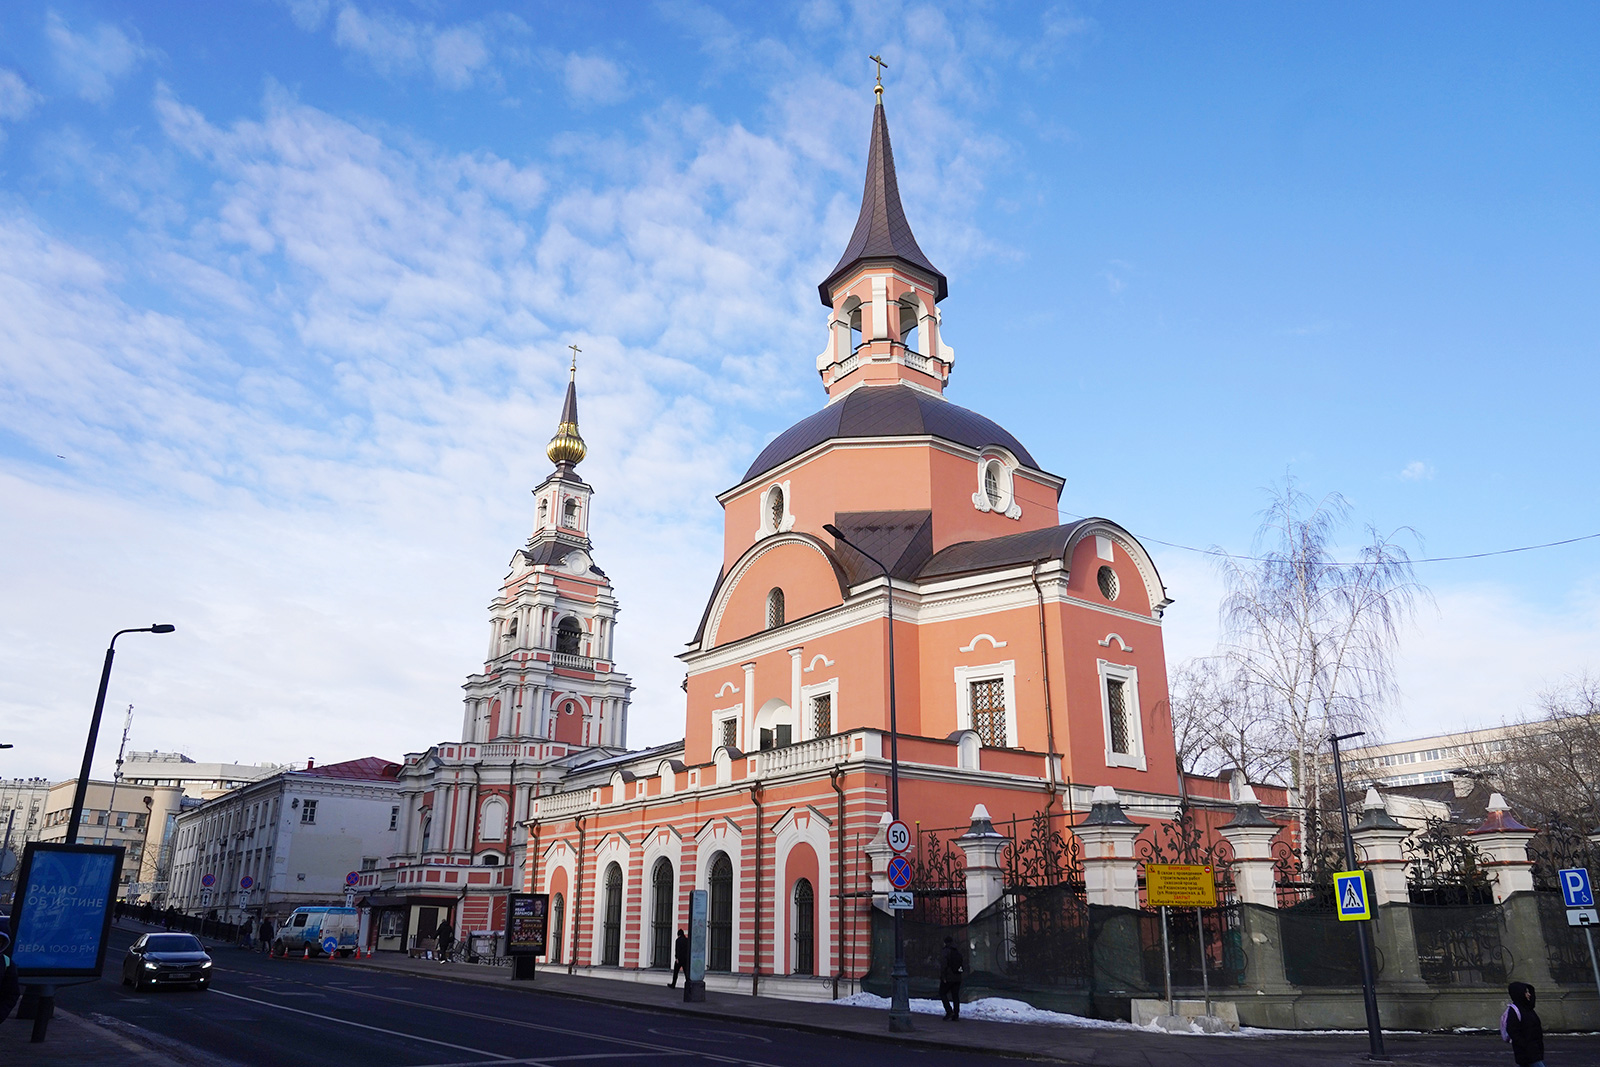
[870,54,887,97]
[568,343,581,375]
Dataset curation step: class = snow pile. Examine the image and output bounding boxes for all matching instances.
[833,992,1135,1030]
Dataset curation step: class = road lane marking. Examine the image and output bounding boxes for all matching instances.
[410,1055,687,1067]
[211,989,514,1060]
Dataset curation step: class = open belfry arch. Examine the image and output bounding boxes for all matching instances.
[355,346,637,949]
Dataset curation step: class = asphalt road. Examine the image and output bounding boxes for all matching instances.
[37,926,1600,1067]
[55,927,1007,1067]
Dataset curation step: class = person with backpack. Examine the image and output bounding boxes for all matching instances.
[938,935,966,1021]
[1502,982,1545,1067]
[435,917,456,964]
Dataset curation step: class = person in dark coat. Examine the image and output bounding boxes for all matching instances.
[0,927,20,1025]
[1504,982,1545,1067]
[670,929,689,987]
[938,935,966,1021]
[258,917,274,954]
[435,918,456,963]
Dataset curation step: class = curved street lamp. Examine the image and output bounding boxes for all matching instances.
[821,524,912,1034]
[66,625,176,845]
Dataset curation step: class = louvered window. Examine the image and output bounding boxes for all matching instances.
[1107,678,1130,755]
[970,679,1007,747]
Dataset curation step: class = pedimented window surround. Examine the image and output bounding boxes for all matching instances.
[1098,659,1146,771]
[800,677,840,740]
[971,451,1022,520]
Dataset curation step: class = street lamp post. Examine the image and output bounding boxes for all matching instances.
[822,524,911,1033]
[66,625,175,845]
[1330,730,1387,1061]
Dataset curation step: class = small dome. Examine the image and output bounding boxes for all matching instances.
[742,384,1038,484]
[546,422,587,466]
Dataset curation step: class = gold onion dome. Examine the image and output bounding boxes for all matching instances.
[546,350,586,466]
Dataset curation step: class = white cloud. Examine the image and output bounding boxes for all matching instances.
[323,3,518,90]
[281,0,332,32]
[45,12,150,104]
[0,68,42,122]
[563,54,630,107]
[432,27,491,90]
[1399,460,1434,481]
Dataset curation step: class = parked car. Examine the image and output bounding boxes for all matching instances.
[273,906,360,958]
[122,933,213,991]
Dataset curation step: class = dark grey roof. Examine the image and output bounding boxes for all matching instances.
[742,385,1037,483]
[917,521,1091,580]
[829,511,933,584]
[520,538,605,577]
[819,101,947,305]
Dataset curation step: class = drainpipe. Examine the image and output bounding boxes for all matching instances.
[568,813,587,974]
[750,780,764,996]
[830,766,847,1000]
[1031,560,1060,818]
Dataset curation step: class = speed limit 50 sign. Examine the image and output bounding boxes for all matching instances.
[886,820,911,854]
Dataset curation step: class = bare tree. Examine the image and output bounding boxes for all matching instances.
[1168,656,1288,783]
[1494,674,1600,824]
[1215,479,1427,866]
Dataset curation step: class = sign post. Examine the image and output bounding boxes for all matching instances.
[1559,867,1600,997]
[11,842,124,1043]
[505,893,550,981]
[684,888,707,1003]
[1144,864,1218,1018]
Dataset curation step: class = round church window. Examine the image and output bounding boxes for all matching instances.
[1097,566,1119,601]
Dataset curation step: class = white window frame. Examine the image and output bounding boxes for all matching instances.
[953,661,1018,748]
[1098,659,1146,770]
[800,678,839,741]
[756,481,795,539]
[971,452,1022,520]
[714,706,742,753]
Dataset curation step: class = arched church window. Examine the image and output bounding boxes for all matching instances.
[707,852,733,971]
[506,616,519,640]
[849,306,863,351]
[550,893,565,963]
[766,588,785,630]
[538,499,548,525]
[793,878,815,975]
[602,862,623,966]
[768,486,785,531]
[650,858,674,968]
[563,499,578,526]
[556,617,583,655]
[898,299,919,353]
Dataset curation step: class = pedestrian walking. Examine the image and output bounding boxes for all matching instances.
[258,916,274,955]
[0,928,19,1026]
[938,935,966,1021]
[1502,982,1545,1067]
[435,918,456,964]
[670,929,689,987]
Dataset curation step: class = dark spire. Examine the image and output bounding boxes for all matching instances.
[818,99,948,306]
[546,346,587,467]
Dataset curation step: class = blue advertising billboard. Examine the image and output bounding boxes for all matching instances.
[11,842,124,979]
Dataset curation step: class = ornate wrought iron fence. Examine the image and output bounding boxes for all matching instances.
[1405,816,1494,906]
[1409,904,1509,985]
[907,823,967,928]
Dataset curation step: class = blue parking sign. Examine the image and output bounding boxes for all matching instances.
[1559,868,1594,908]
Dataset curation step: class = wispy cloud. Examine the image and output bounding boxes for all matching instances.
[563,54,630,107]
[1399,460,1434,481]
[320,3,520,90]
[45,11,150,103]
[0,68,42,123]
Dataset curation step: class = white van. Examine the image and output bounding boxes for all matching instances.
[274,907,360,957]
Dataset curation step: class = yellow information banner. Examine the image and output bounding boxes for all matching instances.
[1144,863,1218,907]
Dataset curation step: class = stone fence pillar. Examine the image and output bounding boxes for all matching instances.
[954,804,1008,921]
[1217,782,1281,908]
[863,811,894,907]
[1468,793,1537,904]
[1351,788,1412,906]
[1075,786,1144,909]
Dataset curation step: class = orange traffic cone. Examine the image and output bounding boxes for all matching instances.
[302,946,309,961]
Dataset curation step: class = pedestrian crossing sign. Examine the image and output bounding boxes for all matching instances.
[1334,870,1373,921]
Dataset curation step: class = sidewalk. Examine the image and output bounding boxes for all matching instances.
[0,1006,179,1067]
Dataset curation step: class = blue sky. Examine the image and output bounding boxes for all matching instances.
[2,2,1597,779]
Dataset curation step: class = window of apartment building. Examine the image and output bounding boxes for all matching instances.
[361,858,378,870]
[389,806,399,831]
[300,800,317,824]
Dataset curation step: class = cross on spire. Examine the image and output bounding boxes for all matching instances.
[869,54,887,98]
[568,343,581,377]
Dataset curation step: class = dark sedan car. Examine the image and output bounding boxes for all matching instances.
[121,933,213,991]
